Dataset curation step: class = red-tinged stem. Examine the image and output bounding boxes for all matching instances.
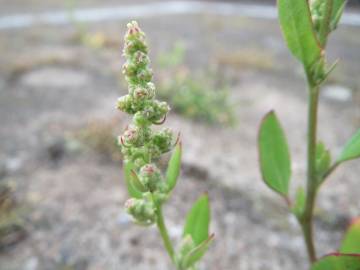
[300,77,320,264]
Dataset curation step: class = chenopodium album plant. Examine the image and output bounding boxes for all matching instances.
[117,21,213,270]
[258,0,360,269]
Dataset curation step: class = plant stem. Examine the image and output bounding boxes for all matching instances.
[301,81,320,263]
[156,205,175,263]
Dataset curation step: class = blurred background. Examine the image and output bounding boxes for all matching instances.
[0,0,359,269]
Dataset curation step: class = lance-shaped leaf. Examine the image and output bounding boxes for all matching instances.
[183,194,210,246]
[311,253,360,270]
[123,161,143,199]
[258,111,291,197]
[166,142,182,192]
[340,218,360,253]
[330,0,346,31]
[278,0,322,67]
[180,234,214,269]
[338,129,360,163]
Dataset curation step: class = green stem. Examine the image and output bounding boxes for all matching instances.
[301,81,320,264]
[156,205,175,263]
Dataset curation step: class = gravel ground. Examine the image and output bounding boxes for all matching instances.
[0,5,360,270]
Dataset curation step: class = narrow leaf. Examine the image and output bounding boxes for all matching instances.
[340,218,360,253]
[311,253,360,270]
[258,111,291,197]
[338,129,360,163]
[181,234,214,269]
[278,0,322,67]
[330,0,346,31]
[166,142,182,191]
[123,161,142,199]
[183,194,210,246]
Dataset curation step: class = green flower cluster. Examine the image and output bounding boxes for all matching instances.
[117,21,175,225]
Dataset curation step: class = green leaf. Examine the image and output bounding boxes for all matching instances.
[166,142,182,192]
[338,129,360,163]
[181,234,214,269]
[258,111,291,197]
[316,141,331,179]
[311,253,360,270]
[123,161,142,199]
[330,0,346,31]
[183,194,210,246]
[340,218,360,253]
[291,187,305,218]
[278,0,322,67]
[130,170,147,192]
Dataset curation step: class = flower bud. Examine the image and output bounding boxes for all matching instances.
[134,111,150,126]
[146,82,156,98]
[123,126,143,145]
[125,197,156,226]
[117,95,134,114]
[152,128,173,154]
[134,51,149,67]
[139,164,163,192]
[125,21,143,40]
[149,100,170,123]
[123,39,148,56]
[137,68,153,84]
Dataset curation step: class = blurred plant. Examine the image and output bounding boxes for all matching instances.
[74,119,122,162]
[65,0,117,50]
[0,182,26,251]
[216,48,275,71]
[157,43,236,126]
[117,21,213,269]
[158,42,186,69]
[258,0,360,269]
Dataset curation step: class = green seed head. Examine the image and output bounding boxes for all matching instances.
[118,21,175,215]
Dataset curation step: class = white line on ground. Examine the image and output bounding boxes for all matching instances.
[0,1,360,30]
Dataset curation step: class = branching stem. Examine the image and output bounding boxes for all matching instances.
[322,162,339,182]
